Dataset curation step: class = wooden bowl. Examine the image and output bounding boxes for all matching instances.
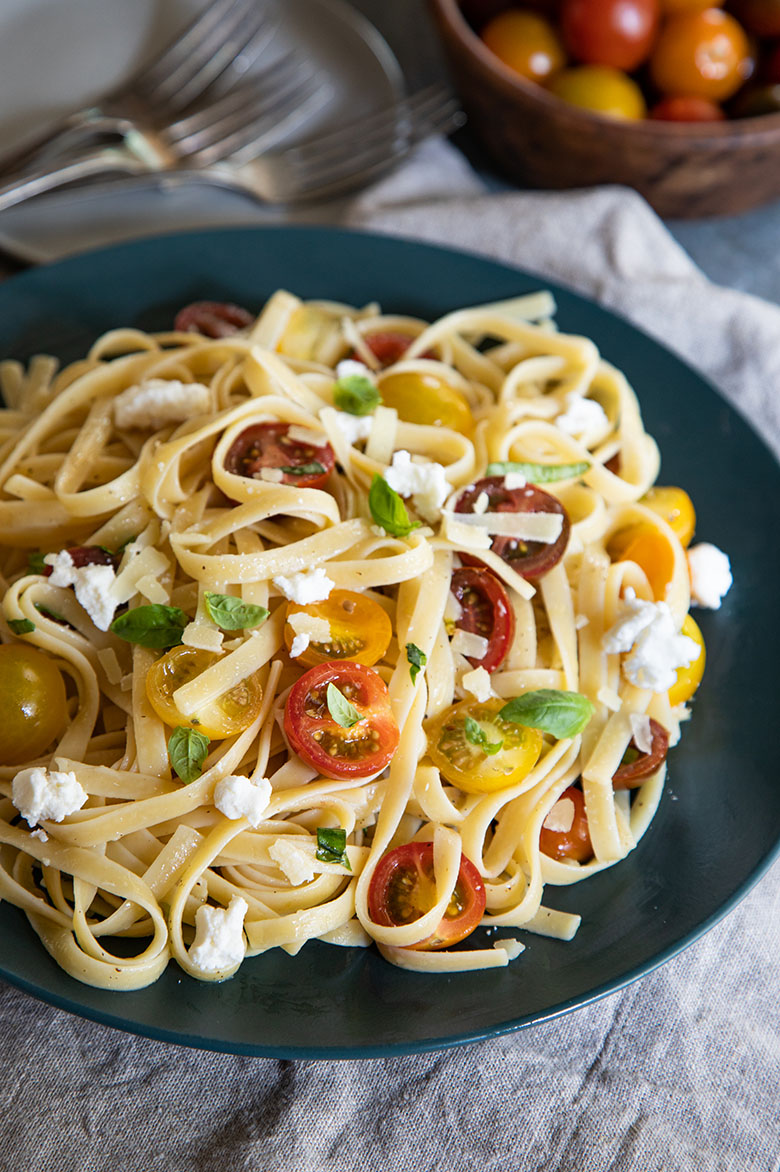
[428,0,780,218]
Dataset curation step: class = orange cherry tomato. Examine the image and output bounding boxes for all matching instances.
[367,841,486,950]
[668,614,705,706]
[649,10,754,101]
[481,10,566,83]
[539,786,593,862]
[729,0,780,38]
[560,0,660,72]
[608,524,676,600]
[283,589,392,668]
[640,486,696,546]
[548,65,648,118]
[650,95,726,119]
[0,644,68,765]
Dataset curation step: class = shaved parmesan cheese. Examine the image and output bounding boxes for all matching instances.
[112,545,170,604]
[575,613,590,630]
[260,467,284,483]
[286,424,326,447]
[597,686,622,712]
[493,937,524,960]
[461,665,493,702]
[543,797,575,833]
[136,573,169,604]
[473,491,490,515]
[288,611,331,643]
[630,713,653,754]
[451,628,489,660]
[269,839,316,886]
[504,472,527,490]
[452,511,563,543]
[444,591,463,624]
[182,623,224,653]
[441,513,492,551]
[364,404,398,465]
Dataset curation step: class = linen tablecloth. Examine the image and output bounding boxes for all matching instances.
[1,142,779,1172]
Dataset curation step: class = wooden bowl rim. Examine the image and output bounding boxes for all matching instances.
[430,0,780,143]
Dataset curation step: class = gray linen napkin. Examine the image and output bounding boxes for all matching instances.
[2,147,780,1172]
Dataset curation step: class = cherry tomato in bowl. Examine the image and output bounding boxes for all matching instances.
[539,785,593,861]
[455,476,571,580]
[548,64,648,118]
[367,841,486,950]
[283,589,392,668]
[0,644,68,765]
[481,10,566,82]
[650,95,726,120]
[223,422,335,490]
[612,718,670,788]
[174,301,254,337]
[649,9,754,102]
[729,0,780,39]
[450,566,514,673]
[284,661,399,780]
[560,0,660,72]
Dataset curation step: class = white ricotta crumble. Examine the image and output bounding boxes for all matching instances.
[12,767,88,827]
[213,775,272,828]
[289,633,310,659]
[269,839,316,887]
[687,542,732,610]
[543,797,576,834]
[385,450,450,524]
[556,393,609,439]
[189,895,248,974]
[330,411,374,447]
[473,491,490,515]
[273,567,335,604]
[30,828,49,843]
[113,378,210,430]
[602,588,701,692]
[44,549,118,630]
[336,358,377,384]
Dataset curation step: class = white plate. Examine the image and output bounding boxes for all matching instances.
[0,0,403,263]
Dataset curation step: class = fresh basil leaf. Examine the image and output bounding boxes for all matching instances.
[464,715,503,756]
[34,603,68,625]
[500,689,594,740]
[168,726,210,783]
[326,683,361,729]
[279,461,326,476]
[204,592,269,631]
[28,552,47,574]
[333,374,382,416]
[316,826,352,871]
[406,642,427,684]
[110,604,188,649]
[8,618,35,635]
[368,475,420,538]
[486,460,590,483]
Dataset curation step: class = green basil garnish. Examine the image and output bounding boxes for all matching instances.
[204,592,269,631]
[168,726,210,783]
[316,827,352,871]
[326,683,360,729]
[110,604,188,649]
[8,618,35,635]
[406,642,427,684]
[279,461,326,477]
[464,715,503,756]
[368,475,420,538]
[499,689,594,740]
[333,374,382,416]
[486,460,590,483]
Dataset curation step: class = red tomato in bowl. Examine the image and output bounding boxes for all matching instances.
[450,567,515,673]
[367,841,486,950]
[650,95,726,119]
[284,661,399,780]
[560,0,660,71]
[223,422,335,490]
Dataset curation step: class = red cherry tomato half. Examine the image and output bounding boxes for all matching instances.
[223,422,335,489]
[42,545,118,575]
[455,476,571,580]
[729,0,780,39]
[356,331,435,367]
[450,567,515,673]
[174,301,254,337]
[284,661,400,780]
[560,0,660,72]
[650,95,725,120]
[367,841,486,950]
[612,718,670,789]
[539,785,593,862]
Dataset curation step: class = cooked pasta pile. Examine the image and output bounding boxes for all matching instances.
[0,288,708,989]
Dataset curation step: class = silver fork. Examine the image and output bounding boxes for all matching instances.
[0,0,279,178]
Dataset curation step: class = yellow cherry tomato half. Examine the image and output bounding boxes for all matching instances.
[640,486,696,547]
[481,11,566,84]
[608,524,677,601]
[425,697,543,795]
[145,645,263,739]
[283,589,393,668]
[376,370,473,433]
[0,644,68,765]
[548,65,647,120]
[668,613,705,706]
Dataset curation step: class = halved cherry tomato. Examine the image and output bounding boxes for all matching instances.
[560,0,660,72]
[174,301,254,337]
[283,589,392,668]
[450,567,515,674]
[548,64,648,118]
[426,697,543,794]
[284,661,399,780]
[368,841,486,950]
[612,718,670,789]
[456,476,571,580]
[376,371,473,432]
[650,10,754,101]
[650,95,726,120]
[145,646,263,739]
[667,613,705,706]
[539,785,593,862]
[41,545,119,575]
[640,486,696,546]
[729,0,780,38]
[0,644,68,765]
[223,422,335,490]
[481,10,566,83]
[358,331,434,367]
[608,524,676,600]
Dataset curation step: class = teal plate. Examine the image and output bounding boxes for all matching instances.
[1,226,778,1058]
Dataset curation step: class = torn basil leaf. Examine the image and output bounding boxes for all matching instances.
[333,374,382,416]
[464,715,503,756]
[8,618,35,635]
[406,642,427,684]
[316,826,352,871]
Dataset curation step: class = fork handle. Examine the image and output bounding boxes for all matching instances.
[0,147,145,213]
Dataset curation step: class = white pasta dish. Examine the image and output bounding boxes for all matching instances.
[0,288,732,991]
